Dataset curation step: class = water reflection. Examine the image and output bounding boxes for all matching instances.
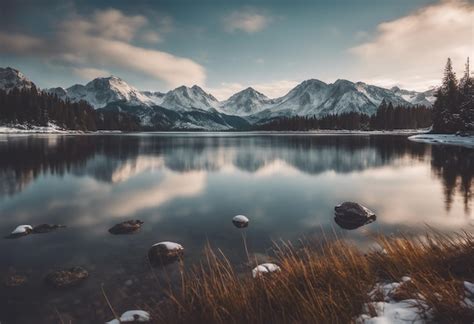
[0,134,471,214]
[0,133,472,323]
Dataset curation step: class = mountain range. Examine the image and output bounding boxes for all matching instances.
[0,67,436,130]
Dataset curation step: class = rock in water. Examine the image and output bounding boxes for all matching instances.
[148,241,184,266]
[32,224,66,234]
[44,267,88,288]
[232,215,249,228]
[106,310,151,323]
[109,220,144,235]
[6,225,33,238]
[4,274,28,287]
[252,263,281,278]
[334,202,376,230]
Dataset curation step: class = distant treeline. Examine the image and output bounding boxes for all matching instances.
[257,104,432,131]
[0,86,139,131]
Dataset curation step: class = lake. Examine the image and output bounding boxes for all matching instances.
[0,133,472,323]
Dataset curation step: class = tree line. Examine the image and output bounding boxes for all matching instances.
[0,86,139,131]
[257,105,432,131]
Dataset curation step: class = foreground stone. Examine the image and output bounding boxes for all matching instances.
[44,267,89,288]
[109,220,144,235]
[252,263,281,278]
[232,215,249,228]
[4,274,28,287]
[148,241,184,266]
[6,225,33,238]
[32,224,66,234]
[334,202,376,230]
[106,310,151,323]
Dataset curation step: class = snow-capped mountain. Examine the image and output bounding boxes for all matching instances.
[0,67,35,93]
[391,87,436,107]
[160,85,219,111]
[219,87,274,116]
[53,76,156,109]
[141,91,165,106]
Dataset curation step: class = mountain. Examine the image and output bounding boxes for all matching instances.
[219,87,273,116]
[251,79,418,121]
[390,86,436,107]
[52,76,155,109]
[160,85,219,111]
[0,67,35,93]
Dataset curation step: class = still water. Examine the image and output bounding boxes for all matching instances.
[0,133,472,323]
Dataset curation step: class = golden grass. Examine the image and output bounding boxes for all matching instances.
[151,231,474,324]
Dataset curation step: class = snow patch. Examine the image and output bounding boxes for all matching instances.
[409,134,474,149]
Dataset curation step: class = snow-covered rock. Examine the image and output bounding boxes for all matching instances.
[106,310,151,323]
[391,86,436,107]
[232,215,249,228]
[11,225,33,235]
[148,241,184,265]
[252,263,281,278]
[0,67,35,93]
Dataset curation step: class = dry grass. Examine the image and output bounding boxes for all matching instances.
[150,231,474,324]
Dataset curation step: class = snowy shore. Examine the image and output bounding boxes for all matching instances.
[408,134,474,149]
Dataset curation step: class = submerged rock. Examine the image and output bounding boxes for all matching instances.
[334,202,376,230]
[106,310,151,323]
[148,241,184,266]
[44,266,89,288]
[252,263,281,278]
[232,215,249,228]
[109,220,144,235]
[4,274,28,287]
[32,224,66,234]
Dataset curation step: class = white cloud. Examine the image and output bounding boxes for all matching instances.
[72,67,110,80]
[349,0,474,91]
[224,9,271,33]
[0,9,205,87]
[209,79,298,100]
[141,31,162,44]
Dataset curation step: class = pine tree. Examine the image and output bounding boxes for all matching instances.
[432,58,460,133]
[459,57,474,131]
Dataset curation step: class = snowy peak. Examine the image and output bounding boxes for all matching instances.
[219,87,272,115]
[161,85,219,111]
[62,76,155,109]
[390,86,436,107]
[0,67,35,93]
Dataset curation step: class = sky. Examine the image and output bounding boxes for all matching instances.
[0,0,472,99]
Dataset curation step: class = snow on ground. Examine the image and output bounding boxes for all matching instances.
[357,277,430,324]
[409,134,474,149]
[0,123,76,134]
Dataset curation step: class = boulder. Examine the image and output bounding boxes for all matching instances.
[252,263,281,278]
[106,310,151,323]
[334,202,376,230]
[109,220,144,235]
[148,241,184,266]
[4,274,28,287]
[44,266,89,288]
[6,225,33,238]
[32,224,66,234]
[232,215,249,228]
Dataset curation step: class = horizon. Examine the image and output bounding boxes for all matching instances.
[1,0,472,100]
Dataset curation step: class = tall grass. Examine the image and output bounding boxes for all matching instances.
[151,231,474,323]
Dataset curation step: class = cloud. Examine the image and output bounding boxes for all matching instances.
[0,9,205,87]
[224,9,271,33]
[141,31,162,44]
[209,80,299,100]
[72,67,110,80]
[349,0,474,90]
[0,32,44,54]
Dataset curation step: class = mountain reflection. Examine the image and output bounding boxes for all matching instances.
[0,134,472,213]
